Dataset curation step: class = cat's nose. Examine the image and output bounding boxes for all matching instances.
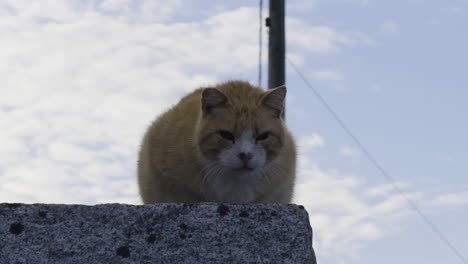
[239,152,253,164]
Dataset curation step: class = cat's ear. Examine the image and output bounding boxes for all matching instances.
[261,85,286,118]
[202,88,227,116]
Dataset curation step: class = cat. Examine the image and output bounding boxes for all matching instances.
[137,80,296,204]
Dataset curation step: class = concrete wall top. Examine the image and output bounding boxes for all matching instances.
[0,203,316,263]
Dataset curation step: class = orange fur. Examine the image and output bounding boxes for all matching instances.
[138,80,296,203]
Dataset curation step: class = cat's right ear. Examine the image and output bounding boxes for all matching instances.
[202,88,227,116]
[261,85,286,118]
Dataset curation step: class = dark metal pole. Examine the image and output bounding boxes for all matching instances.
[267,0,285,117]
[267,0,285,90]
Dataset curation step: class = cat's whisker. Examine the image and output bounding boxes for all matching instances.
[203,166,217,183]
[201,161,223,183]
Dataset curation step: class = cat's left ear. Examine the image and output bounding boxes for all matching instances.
[261,85,286,118]
[202,88,227,116]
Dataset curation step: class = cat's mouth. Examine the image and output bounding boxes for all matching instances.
[234,165,255,172]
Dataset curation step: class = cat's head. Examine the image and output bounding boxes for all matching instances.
[197,81,286,173]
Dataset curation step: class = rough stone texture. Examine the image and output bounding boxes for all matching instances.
[0,203,316,264]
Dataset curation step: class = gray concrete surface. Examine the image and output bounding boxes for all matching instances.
[0,203,316,263]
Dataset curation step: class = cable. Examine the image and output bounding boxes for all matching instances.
[287,57,468,264]
[258,0,263,87]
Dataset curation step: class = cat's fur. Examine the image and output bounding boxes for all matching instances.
[137,80,296,204]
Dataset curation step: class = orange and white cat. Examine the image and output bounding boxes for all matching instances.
[137,80,296,204]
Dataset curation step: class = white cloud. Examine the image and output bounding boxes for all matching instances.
[289,0,320,13]
[449,7,464,14]
[432,192,468,206]
[310,69,344,81]
[294,152,466,260]
[381,19,398,33]
[339,145,359,158]
[0,0,369,205]
[299,134,325,153]
[99,0,133,12]
[308,68,349,92]
[287,18,372,54]
[293,159,419,258]
[0,2,264,204]
[285,52,305,67]
[365,182,410,197]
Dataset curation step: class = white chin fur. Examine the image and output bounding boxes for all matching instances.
[204,163,262,203]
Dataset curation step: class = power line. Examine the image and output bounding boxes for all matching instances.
[258,0,263,87]
[287,57,468,264]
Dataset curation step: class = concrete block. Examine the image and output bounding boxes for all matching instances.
[0,203,316,263]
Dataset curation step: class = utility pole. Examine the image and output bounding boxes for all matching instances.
[266,0,285,118]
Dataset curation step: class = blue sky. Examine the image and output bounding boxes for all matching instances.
[0,1,467,263]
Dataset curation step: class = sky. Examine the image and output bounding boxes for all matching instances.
[0,0,467,263]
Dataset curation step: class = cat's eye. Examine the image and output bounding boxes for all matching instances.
[219,130,235,143]
[256,132,270,141]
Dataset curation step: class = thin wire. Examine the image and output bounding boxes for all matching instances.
[287,57,468,264]
[258,0,263,87]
